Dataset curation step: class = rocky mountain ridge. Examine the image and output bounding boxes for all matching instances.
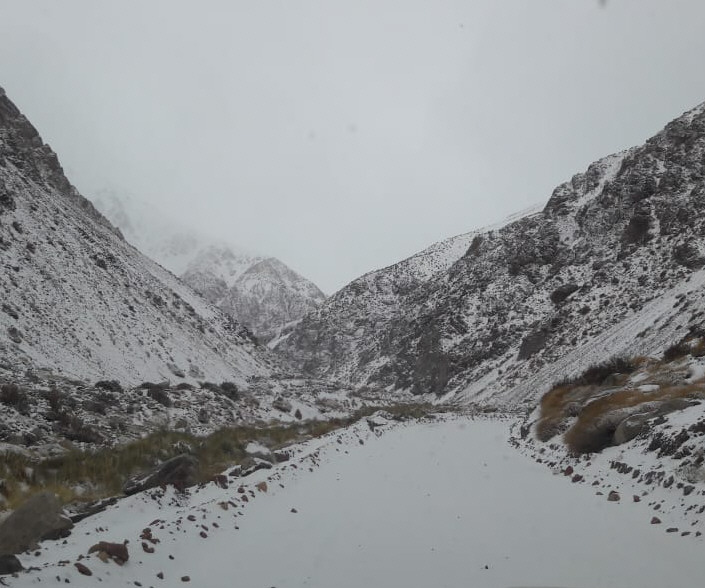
[94,192,326,342]
[0,86,272,387]
[279,100,705,409]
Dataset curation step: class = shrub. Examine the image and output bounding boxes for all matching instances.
[663,341,691,362]
[139,381,169,391]
[219,382,239,400]
[0,383,30,415]
[557,356,637,388]
[147,387,172,408]
[95,380,123,393]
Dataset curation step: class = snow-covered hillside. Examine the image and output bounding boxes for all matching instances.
[279,100,705,408]
[10,416,705,588]
[0,86,273,387]
[94,191,326,341]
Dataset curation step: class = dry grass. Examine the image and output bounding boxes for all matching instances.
[0,402,435,510]
[564,383,705,454]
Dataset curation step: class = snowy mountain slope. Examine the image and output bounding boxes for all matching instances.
[0,86,274,387]
[274,206,543,373]
[94,191,326,341]
[279,100,705,405]
[10,416,705,588]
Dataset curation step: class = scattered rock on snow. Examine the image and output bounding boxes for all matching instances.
[607,490,620,502]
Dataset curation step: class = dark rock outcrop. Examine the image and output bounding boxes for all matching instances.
[0,492,73,555]
[123,455,198,495]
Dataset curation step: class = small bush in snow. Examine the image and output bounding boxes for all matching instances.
[0,383,30,415]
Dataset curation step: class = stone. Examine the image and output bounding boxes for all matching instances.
[88,541,129,564]
[607,490,620,502]
[651,517,661,524]
[74,562,92,576]
[123,455,198,495]
[273,449,290,463]
[0,492,73,555]
[0,554,22,575]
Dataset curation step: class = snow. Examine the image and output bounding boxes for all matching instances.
[12,416,704,588]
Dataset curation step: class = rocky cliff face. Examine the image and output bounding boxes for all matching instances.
[0,87,275,386]
[278,101,705,407]
[94,192,326,342]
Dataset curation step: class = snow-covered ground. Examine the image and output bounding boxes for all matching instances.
[11,416,705,588]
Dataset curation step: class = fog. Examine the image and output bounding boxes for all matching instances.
[1,0,704,292]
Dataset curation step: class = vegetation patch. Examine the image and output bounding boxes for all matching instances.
[536,346,705,454]
[0,402,435,511]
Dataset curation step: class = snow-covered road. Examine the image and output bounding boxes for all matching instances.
[14,417,705,587]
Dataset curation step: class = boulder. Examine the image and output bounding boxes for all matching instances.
[0,554,22,575]
[123,454,198,495]
[88,541,129,564]
[0,492,73,555]
[273,449,290,463]
[613,398,701,445]
[613,413,650,445]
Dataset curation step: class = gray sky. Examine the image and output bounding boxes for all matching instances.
[1,1,705,293]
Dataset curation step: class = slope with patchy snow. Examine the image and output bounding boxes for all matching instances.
[280,101,705,407]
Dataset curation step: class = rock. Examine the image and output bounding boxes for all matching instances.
[181,576,191,582]
[237,457,273,478]
[571,474,584,483]
[666,527,679,533]
[633,495,641,503]
[607,490,620,502]
[0,554,22,575]
[290,507,298,513]
[123,454,198,495]
[651,517,661,524]
[272,397,293,413]
[255,481,268,493]
[69,496,120,524]
[0,492,74,555]
[74,562,92,576]
[88,541,129,564]
[211,474,228,489]
[563,465,574,476]
[613,414,650,445]
[273,449,290,463]
[550,283,580,305]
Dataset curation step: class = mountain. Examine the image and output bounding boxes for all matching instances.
[93,192,326,342]
[278,100,705,408]
[0,86,273,387]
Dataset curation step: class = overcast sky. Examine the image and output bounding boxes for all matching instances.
[1,1,705,293]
